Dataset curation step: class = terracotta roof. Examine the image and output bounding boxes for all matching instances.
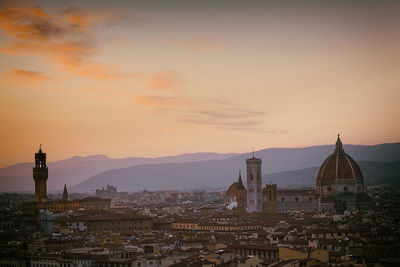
[316,136,363,186]
[225,172,247,198]
[231,244,278,251]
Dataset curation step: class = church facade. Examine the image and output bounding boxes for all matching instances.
[226,135,371,214]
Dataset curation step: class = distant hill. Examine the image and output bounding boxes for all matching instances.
[0,152,237,192]
[71,143,400,192]
[265,161,400,188]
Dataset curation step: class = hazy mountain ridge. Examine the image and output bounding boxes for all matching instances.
[71,143,400,192]
[265,161,400,188]
[0,152,238,192]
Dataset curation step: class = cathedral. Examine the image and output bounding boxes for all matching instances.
[225,135,371,213]
[225,171,247,214]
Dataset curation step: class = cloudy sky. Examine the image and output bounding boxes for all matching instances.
[0,0,399,167]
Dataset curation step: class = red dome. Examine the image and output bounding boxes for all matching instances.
[225,172,246,198]
[316,136,363,187]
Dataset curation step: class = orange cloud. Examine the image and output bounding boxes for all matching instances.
[144,71,181,91]
[8,68,51,83]
[0,0,124,80]
[63,7,89,27]
[0,2,76,41]
[132,95,182,108]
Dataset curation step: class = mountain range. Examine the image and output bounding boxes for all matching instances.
[1,142,399,193]
[0,152,237,192]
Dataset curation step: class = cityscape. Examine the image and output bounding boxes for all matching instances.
[1,1,400,267]
[1,137,399,266]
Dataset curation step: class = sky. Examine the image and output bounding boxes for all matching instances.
[0,0,399,167]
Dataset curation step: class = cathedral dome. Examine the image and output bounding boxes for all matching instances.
[226,174,246,198]
[225,171,247,213]
[316,135,364,194]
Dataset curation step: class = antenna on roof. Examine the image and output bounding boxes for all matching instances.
[252,147,255,158]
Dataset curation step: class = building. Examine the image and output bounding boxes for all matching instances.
[96,184,117,198]
[316,135,371,212]
[263,184,277,213]
[272,135,371,213]
[54,212,154,234]
[33,145,48,202]
[232,244,279,259]
[226,135,371,214]
[246,153,263,213]
[275,188,318,213]
[23,146,111,229]
[63,184,68,201]
[225,171,247,213]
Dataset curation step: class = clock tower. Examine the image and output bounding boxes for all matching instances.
[33,145,48,202]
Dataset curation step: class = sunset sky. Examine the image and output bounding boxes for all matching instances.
[1,0,399,167]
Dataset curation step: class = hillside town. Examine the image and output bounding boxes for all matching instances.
[1,138,400,267]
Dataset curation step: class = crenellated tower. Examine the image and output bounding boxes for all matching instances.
[33,145,48,202]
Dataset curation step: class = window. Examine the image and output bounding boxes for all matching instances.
[281,197,284,202]
[327,186,332,192]
[295,197,298,202]
[344,187,348,192]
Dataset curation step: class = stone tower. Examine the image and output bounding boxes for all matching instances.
[246,152,262,213]
[33,145,48,202]
[264,183,277,213]
[63,184,68,201]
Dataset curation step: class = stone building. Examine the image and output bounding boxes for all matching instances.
[271,135,371,213]
[246,153,263,213]
[23,146,111,228]
[225,171,247,213]
[33,145,48,202]
[226,135,372,214]
[263,183,277,213]
[316,135,370,212]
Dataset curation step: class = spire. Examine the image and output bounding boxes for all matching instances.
[39,144,42,153]
[237,170,244,190]
[252,147,255,158]
[63,184,68,201]
[335,134,344,153]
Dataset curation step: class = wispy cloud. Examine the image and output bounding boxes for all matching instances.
[144,71,181,91]
[7,68,51,83]
[131,95,183,108]
[131,92,269,132]
[178,104,268,132]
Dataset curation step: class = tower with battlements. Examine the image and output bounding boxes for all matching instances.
[33,145,48,202]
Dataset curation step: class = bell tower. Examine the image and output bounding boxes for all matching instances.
[33,145,48,202]
[246,149,263,213]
